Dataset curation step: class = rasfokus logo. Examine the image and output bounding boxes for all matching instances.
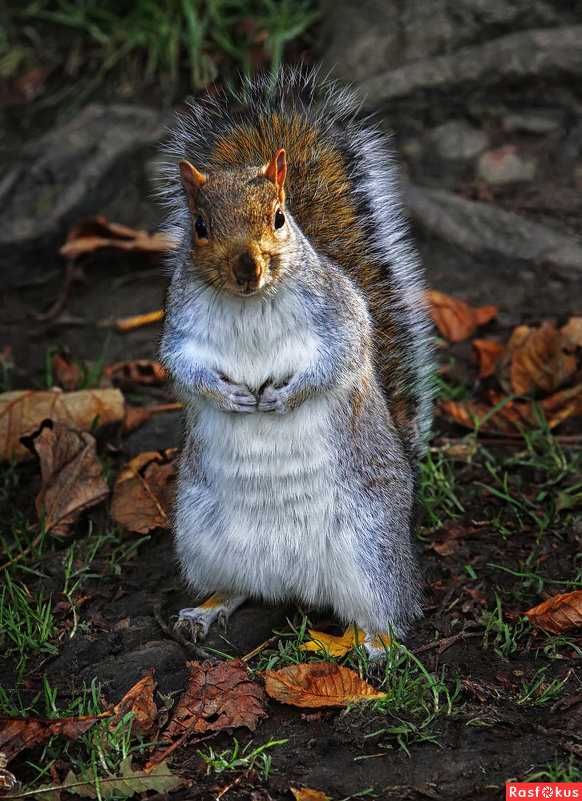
[506,784,582,799]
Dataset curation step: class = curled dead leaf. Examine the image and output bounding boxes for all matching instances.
[109,672,159,739]
[110,449,177,533]
[21,419,109,536]
[147,659,267,768]
[561,317,582,350]
[0,387,125,462]
[507,323,577,395]
[526,590,582,634]
[426,290,497,342]
[472,339,505,379]
[60,217,174,260]
[290,788,332,801]
[0,713,112,763]
[102,360,167,391]
[261,662,386,708]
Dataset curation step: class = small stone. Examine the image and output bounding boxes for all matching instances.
[501,109,564,134]
[477,146,537,184]
[430,120,487,162]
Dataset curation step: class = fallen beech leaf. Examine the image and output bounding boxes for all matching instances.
[110,449,177,533]
[426,290,497,342]
[0,388,125,462]
[261,662,386,708]
[114,310,164,332]
[290,788,332,801]
[102,360,167,391]
[147,660,266,767]
[38,756,180,800]
[21,419,109,536]
[301,627,357,657]
[472,339,505,378]
[508,323,576,395]
[561,317,582,349]
[0,713,112,763]
[541,383,582,427]
[109,672,158,739]
[526,591,582,634]
[59,217,174,260]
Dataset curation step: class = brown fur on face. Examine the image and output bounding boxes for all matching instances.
[180,160,293,297]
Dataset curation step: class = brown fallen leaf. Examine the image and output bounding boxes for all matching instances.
[261,662,386,708]
[525,590,582,634]
[561,317,582,350]
[0,713,112,763]
[110,449,177,533]
[59,217,174,260]
[102,360,167,391]
[109,672,159,739]
[507,323,577,395]
[147,659,267,767]
[0,387,125,462]
[426,290,497,342]
[21,419,109,536]
[472,339,505,379]
[52,347,83,391]
[290,788,332,801]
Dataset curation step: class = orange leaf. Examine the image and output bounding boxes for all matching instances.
[110,449,177,533]
[261,663,386,708]
[114,310,164,332]
[290,788,332,801]
[472,339,505,378]
[21,419,109,536]
[525,591,582,634]
[110,672,158,739]
[301,627,357,657]
[102,360,167,391]
[60,217,174,260]
[0,388,125,462]
[507,323,577,395]
[426,290,497,342]
[561,317,582,350]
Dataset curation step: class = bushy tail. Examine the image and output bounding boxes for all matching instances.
[157,69,435,453]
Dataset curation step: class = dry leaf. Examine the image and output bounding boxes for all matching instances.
[507,323,576,395]
[526,591,582,634]
[110,450,177,533]
[147,660,267,767]
[114,310,164,332]
[52,348,83,392]
[102,360,167,391]
[290,789,332,801]
[0,388,125,462]
[301,627,358,657]
[561,317,582,350]
[109,672,158,739]
[261,663,386,708]
[0,713,112,763]
[60,217,173,260]
[472,339,505,378]
[37,756,180,800]
[426,290,497,342]
[21,419,109,536]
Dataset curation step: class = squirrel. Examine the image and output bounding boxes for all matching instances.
[158,70,434,656]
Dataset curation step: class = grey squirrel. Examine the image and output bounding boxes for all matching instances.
[158,71,434,656]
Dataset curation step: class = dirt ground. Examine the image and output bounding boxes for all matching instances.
[1,4,582,800]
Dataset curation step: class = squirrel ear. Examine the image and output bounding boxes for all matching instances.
[179,160,206,204]
[263,149,286,203]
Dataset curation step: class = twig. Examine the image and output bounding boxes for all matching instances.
[241,625,292,662]
[30,258,76,322]
[412,630,481,656]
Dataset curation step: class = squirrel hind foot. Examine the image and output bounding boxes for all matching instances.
[174,594,246,642]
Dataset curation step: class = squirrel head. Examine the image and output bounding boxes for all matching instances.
[179,149,294,297]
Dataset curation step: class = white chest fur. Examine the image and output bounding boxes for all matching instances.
[174,283,359,612]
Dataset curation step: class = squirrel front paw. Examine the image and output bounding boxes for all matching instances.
[257,377,297,414]
[211,372,257,413]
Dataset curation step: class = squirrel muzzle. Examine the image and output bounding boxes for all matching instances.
[230,250,264,293]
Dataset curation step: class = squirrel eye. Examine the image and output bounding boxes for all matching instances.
[194,215,208,239]
[274,208,285,230]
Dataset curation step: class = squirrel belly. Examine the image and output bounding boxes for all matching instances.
[163,249,421,638]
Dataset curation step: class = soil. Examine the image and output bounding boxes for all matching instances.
[1,7,582,801]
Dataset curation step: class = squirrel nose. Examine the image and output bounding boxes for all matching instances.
[233,251,261,284]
